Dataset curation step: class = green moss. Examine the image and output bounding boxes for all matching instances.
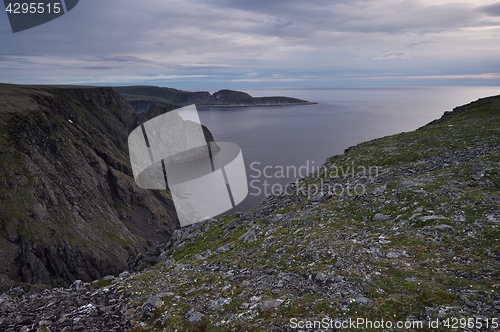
[91,279,112,288]
[274,205,296,215]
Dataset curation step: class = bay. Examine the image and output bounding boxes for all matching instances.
[197,86,500,212]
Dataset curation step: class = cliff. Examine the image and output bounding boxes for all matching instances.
[1,94,499,331]
[0,84,180,292]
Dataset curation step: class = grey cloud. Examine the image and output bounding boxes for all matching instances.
[0,0,499,86]
[374,52,410,60]
[82,66,115,70]
[98,56,152,63]
[0,1,486,55]
[406,41,437,48]
[202,0,481,34]
[479,2,500,16]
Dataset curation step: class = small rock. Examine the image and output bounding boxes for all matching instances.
[70,280,83,291]
[204,217,216,223]
[215,243,235,254]
[239,228,257,243]
[372,185,386,196]
[312,192,326,202]
[265,228,277,237]
[373,213,390,221]
[258,300,280,310]
[435,224,453,232]
[419,215,447,221]
[249,295,262,303]
[410,213,421,220]
[173,264,186,270]
[158,255,175,267]
[73,303,97,315]
[356,297,373,306]
[186,230,200,241]
[386,252,399,259]
[0,293,11,306]
[209,297,231,310]
[315,272,328,283]
[185,310,204,324]
[140,295,164,320]
[227,218,243,230]
[99,305,113,314]
[487,215,498,223]
[171,229,183,243]
[119,271,130,279]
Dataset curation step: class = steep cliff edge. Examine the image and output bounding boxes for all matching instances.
[1,93,498,331]
[0,84,179,292]
[2,94,495,331]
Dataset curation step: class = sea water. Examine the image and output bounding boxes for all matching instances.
[197,86,500,212]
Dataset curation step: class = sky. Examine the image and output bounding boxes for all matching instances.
[1,0,500,89]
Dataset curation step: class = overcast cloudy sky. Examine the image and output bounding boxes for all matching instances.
[1,0,500,89]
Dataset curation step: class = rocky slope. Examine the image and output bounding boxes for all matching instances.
[1,94,499,331]
[0,84,179,292]
[113,86,314,111]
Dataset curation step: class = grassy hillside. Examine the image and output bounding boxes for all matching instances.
[115,95,500,331]
[1,94,498,331]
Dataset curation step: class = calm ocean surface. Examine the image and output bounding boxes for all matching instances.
[197,86,500,212]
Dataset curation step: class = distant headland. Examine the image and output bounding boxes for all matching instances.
[112,86,316,114]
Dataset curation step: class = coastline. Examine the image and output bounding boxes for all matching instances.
[113,86,315,110]
[196,101,318,108]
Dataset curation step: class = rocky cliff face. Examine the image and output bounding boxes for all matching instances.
[0,84,179,292]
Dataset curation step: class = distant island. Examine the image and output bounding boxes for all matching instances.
[112,86,316,114]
